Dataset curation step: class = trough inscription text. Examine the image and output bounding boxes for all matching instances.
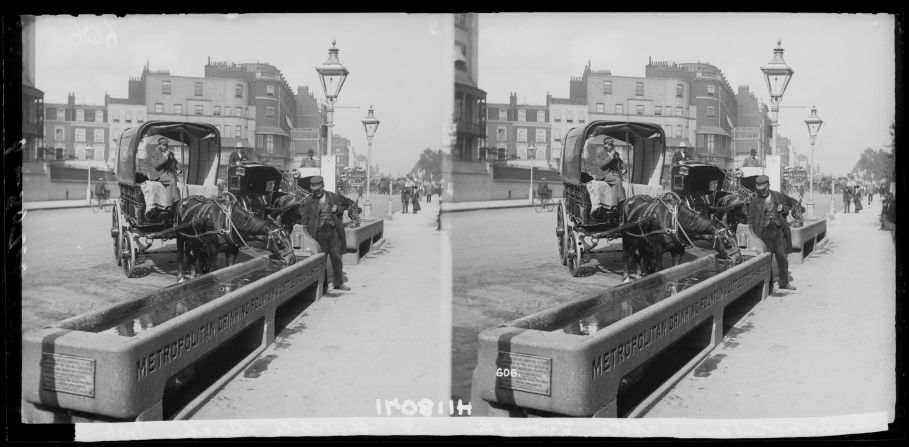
[42,353,96,397]
[496,352,552,396]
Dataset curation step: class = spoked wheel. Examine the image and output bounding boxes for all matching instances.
[533,196,544,213]
[544,198,555,212]
[556,204,567,265]
[121,231,138,277]
[102,198,113,212]
[111,208,121,265]
[566,230,584,277]
[91,197,101,213]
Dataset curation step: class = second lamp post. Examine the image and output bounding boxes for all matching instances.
[804,105,823,217]
[361,105,380,218]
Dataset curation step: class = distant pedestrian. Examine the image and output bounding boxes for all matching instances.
[426,184,432,203]
[411,187,421,213]
[843,185,853,213]
[867,183,875,206]
[853,186,863,213]
[401,186,410,214]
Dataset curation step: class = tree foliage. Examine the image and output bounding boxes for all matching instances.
[851,147,893,182]
[411,148,444,181]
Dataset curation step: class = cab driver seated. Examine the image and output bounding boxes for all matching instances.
[139,137,183,218]
[584,140,627,216]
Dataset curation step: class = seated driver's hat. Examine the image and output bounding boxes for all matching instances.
[755,175,770,185]
[157,137,168,145]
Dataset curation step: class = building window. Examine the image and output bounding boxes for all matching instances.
[615,104,624,114]
[112,111,120,122]
[676,83,684,98]
[214,106,221,116]
[535,128,546,143]
[567,111,574,123]
[95,110,104,122]
[54,126,64,141]
[499,108,506,121]
[155,103,163,113]
[675,125,682,138]
[75,128,86,143]
[578,113,585,123]
[707,85,715,97]
[235,125,242,139]
[174,104,183,114]
[266,135,275,153]
[706,134,715,152]
[94,129,104,143]
[138,112,144,123]
[654,106,662,116]
[76,109,84,121]
[676,106,683,117]
[162,80,171,95]
[235,107,242,116]
[554,111,561,122]
[635,105,645,115]
[707,106,715,118]
[517,128,527,142]
[223,125,232,138]
[496,126,506,141]
[235,84,243,98]
[224,107,231,117]
[267,85,275,97]
[56,108,65,120]
[125,111,132,123]
[596,103,605,113]
[635,82,644,96]
[266,106,275,119]
[603,80,612,94]
[518,109,526,122]
[665,106,672,116]
[536,110,545,122]
[194,105,203,115]
[194,82,203,96]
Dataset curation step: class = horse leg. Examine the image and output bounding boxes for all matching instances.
[226,245,239,267]
[176,236,186,282]
[207,244,218,272]
[621,235,633,283]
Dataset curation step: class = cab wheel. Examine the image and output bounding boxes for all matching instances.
[567,230,583,277]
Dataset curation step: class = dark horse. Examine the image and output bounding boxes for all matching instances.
[621,192,742,283]
[174,194,294,282]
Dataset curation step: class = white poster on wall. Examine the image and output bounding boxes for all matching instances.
[766,155,782,191]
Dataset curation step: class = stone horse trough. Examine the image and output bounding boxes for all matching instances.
[471,251,772,418]
[788,217,828,264]
[22,253,325,423]
[343,218,385,265]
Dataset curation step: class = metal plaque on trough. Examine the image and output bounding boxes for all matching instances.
[496,352,552,396]
[41,353,96,398]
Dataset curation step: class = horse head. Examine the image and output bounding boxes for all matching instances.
[675,197,741,264]
[711,224,743,265]
[264,215,295,265]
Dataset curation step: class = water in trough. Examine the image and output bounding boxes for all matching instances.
[93,263,287,337]
[547,258,737,336]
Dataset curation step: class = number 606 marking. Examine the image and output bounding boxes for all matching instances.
[496,368,518,377]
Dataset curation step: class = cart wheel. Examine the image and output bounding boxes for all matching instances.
[122,231,138,277]
[557,205,567,265]
[112,209,121,265]
[567,230,583,277]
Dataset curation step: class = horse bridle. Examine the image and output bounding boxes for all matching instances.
[177,193,248,248]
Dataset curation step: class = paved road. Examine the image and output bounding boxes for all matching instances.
[448,206,717,403]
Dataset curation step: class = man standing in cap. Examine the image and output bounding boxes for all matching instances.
[147,137,182,205]
[746,175,796,291]
[742,149,762,167]
[301,175,351,291]
[671,142,694,165]
[229,142,249,166]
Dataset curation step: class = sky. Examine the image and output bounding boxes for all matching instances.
[33,14,453,177]
[478,13,896,176]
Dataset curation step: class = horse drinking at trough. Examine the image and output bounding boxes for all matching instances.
[621,192,741,283]
[174,194,294,281]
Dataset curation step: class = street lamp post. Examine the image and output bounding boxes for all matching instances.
[527,142,537,205]
[803,105,823,217]
[315,40,349,193]
[361,105,380,218]
[761,39,794,189]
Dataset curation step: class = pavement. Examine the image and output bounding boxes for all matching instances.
[190,199,450,419]
[645,197,896,420]
[22,199,96,211]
